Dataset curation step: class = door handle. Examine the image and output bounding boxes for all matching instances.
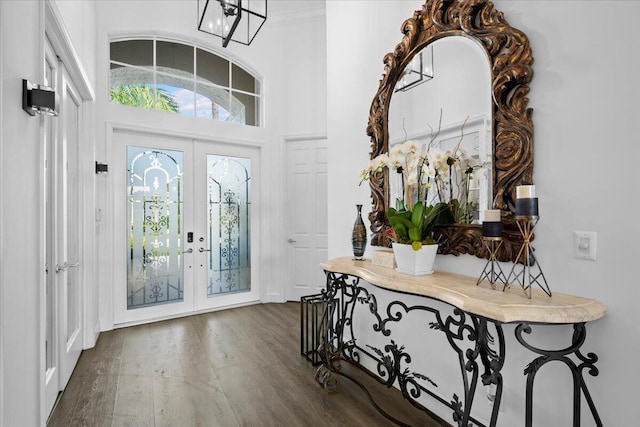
[199,247,211,253]
[288,238,297,244]
[55,261,79,273]
[182,248,193,254]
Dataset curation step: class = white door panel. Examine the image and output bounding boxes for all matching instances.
[57,65,83,389]
[285,140,328,301]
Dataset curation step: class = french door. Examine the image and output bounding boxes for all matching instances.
[113,130,260,325]
[44,40,84,416]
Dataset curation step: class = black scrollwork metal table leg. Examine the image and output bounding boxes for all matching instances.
[515,323,603,427]
[314,272,344,392]
[314,298,339,392]
[314,270,511,427]
[476,319,506,427]
[433,312,505,427]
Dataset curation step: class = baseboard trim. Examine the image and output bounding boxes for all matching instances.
[112,299,263,329]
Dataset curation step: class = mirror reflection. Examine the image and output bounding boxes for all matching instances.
[388,36,492,224]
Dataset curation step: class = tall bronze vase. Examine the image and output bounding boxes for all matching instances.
[352,204,367,260]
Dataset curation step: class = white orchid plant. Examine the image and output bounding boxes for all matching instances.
[360,118,482,249]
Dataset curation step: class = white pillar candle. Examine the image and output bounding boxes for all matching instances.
[483,209,501,222]
[516,185,536,199]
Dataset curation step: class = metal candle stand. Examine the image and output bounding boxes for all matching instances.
[506,216,551,299]
[476,237,508,289]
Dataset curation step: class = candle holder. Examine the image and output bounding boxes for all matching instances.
[506,215,551,299]
[476,237,508,289]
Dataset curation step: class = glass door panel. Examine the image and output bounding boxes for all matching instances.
[206,155,251,297]
[127,147,185,309]
[114,130,195,325]
[195,143,260,311]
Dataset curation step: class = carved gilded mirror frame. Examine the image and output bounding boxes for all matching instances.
[367,0,533,262]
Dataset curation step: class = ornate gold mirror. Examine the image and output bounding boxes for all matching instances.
[366,0,534,262]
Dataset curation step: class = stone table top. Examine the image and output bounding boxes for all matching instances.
[320,257,608,324]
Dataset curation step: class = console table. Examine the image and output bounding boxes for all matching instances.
[314,257,607,427]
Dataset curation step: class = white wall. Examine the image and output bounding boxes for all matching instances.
[52,0,97,86]
[1,0,98,424]
[328,0,640,425]
[1,2,45,426]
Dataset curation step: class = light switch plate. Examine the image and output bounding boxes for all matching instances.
[573,231,597,261]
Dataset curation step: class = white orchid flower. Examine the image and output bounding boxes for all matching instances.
[423,163,436,179]
[373,154,388,171]
[386,154,403,169]
[403,140,419,154]
[390,144,405,156]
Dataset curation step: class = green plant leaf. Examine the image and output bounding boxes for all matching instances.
[402,220,418,233]
[389,214,415,233]
[412,241,422,251]
[410,202,424,228]
[427,202,454,225]
[392,222,408,238]
[408,227,421,242]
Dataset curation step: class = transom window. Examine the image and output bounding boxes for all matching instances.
[110,38,261,126]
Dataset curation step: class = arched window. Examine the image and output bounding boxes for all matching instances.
[110,38,261,126]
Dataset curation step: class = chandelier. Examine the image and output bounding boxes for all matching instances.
[198,0,267,48]
[395,45,434,92]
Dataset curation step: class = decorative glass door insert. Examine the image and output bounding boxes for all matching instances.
[116,133,258,324]
[206,155,251,296]
[127,147,185,309]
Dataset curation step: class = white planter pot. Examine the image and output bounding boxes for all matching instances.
[392,242,438,275]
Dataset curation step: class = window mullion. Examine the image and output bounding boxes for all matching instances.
[193,43,197,120]
[153,37,157,110]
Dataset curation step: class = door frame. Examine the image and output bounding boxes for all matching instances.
[107,122,264,328]
[43,34,60,418]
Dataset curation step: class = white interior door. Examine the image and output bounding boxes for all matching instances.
[114,132,260,325]
[56,64,84,390]
[285,139,328,301]
[44,44,84,417]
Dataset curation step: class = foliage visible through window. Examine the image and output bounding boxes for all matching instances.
[110,85,179,112]
[110,39,261,126]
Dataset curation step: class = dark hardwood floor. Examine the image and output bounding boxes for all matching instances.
[48,302,445,426]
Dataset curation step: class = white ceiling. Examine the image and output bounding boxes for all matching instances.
[269,0,325,15]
